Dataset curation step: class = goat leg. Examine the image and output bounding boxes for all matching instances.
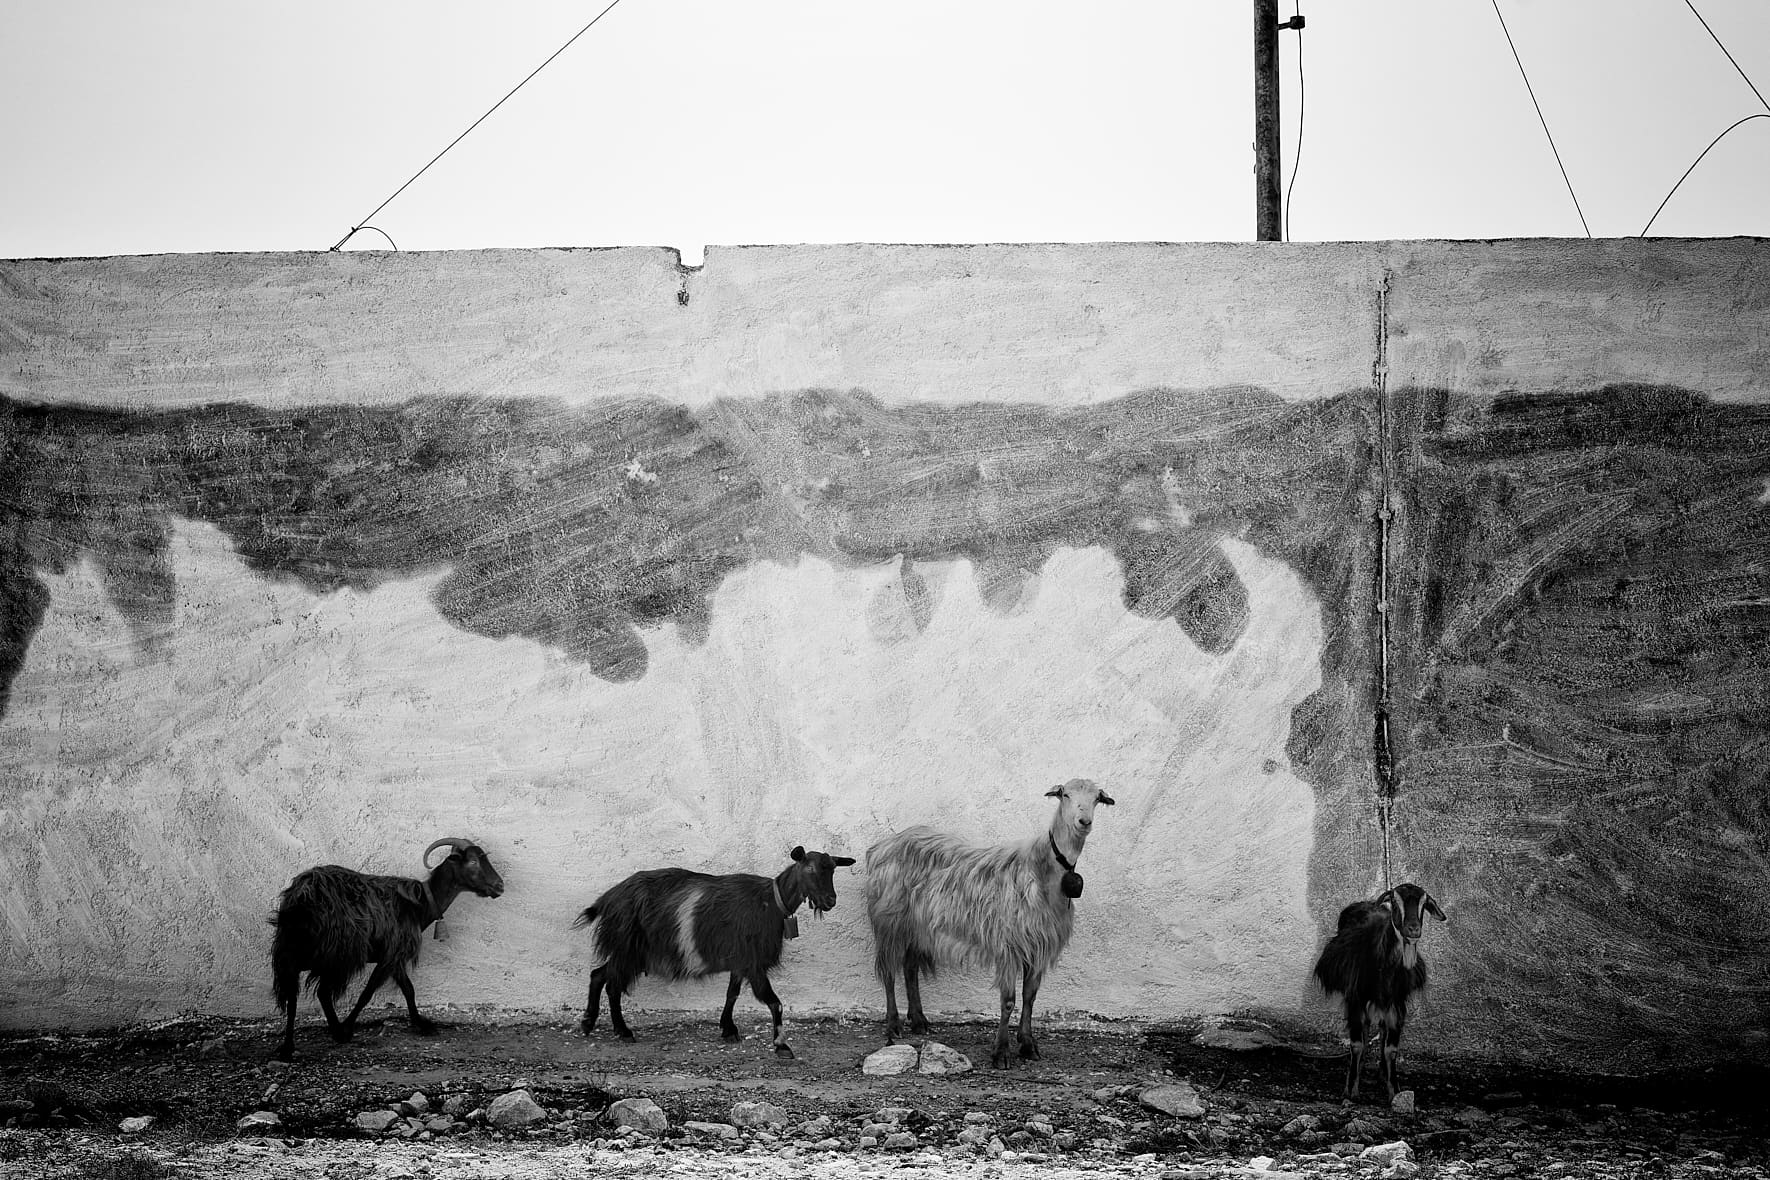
[317,987,353,1043]
[1343,1006,1367,1099]
[990,979,1016,1069]
[904,954,930,1035]
[882,970,902,1043]
[276,1005,298,1062]
[606,973,635,1041]
[720,973,744,1043]
[748,970,793,1058]
[1379,1028,1397,1100]
[1017,964,1043,1060]
[580,965,607,1035]
[340,963,394,1037]
[392,966,437,1035]
[1381,1010,1406,1100]
[273,970,299,1062]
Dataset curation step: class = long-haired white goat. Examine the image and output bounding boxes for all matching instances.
[865,778,1115,1068]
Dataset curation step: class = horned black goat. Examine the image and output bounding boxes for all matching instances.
[1311,881,1447,1099]
[270,836,504,1062]
[573,845,856,1058]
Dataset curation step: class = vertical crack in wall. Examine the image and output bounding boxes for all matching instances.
[1372,268,1395,890]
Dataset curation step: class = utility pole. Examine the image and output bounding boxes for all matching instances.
[1254,1,1303,241]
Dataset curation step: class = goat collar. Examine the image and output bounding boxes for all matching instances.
[423,881,449,940]
[1050,834,1086,899]
[771,879,791,914]
[1048,832,1078,871]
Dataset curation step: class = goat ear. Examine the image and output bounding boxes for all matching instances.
[790,845,806,861]
[1097,790,1116,806]
[832,855,857,867]
[1425,893,1448,922]
[1045,785,1064,798]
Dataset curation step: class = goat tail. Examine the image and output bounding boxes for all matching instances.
[571,905,599,931]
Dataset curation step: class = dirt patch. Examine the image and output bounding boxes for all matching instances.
[2,1010,1766,1179]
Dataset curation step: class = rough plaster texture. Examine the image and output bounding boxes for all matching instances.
[1,241,1767,1069]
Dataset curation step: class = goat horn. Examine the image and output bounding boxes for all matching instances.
[423,837,472,869]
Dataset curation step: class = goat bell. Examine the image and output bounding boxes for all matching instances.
[1060,870,1084,898]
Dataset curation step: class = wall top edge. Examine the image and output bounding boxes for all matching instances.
[3,239,1766,410]
[4,237,1769,267]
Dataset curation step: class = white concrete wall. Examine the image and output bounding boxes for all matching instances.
[2,241,1767,1034]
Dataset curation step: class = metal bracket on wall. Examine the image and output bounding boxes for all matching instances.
[1372,268,1395,891]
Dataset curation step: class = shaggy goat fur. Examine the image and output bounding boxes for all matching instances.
[1312,881,1447,1099]
[573,845,855,1057]
[866,778,1115,1068]
[270,838,504,1062]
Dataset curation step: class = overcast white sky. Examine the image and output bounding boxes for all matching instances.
[2,0,1767,262]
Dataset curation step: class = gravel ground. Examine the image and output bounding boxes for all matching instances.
[1,1010,1764,1179]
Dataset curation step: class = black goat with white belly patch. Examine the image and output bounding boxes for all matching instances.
[573,845,855,1057]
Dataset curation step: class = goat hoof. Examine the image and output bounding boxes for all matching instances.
[774,1044,795,1059]
[578,1020,596,1037]
[617,1032,637,1043]
[1019,1044,1040,1060]
[990,1052,1014,1070]
[411,1020,439,1037]
[273,1047,293,1064]
[722,1031,742,1043]
[908,1017,930,1035]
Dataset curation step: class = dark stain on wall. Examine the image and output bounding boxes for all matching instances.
[0,387,1375,731]
[1389,384,1770,1067]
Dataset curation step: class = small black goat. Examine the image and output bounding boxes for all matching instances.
[574,845,856,1058]
[1312,881,1447,1100]
[270,837,505,1062]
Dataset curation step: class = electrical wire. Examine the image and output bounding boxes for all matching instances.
[1639,5,1770,236]
[1490,0,1591,238]
[353,226,400,252]
[1283,1,1305,242]
[1684,0,1770,114]
[330,0,628,251]
[1639,113,1770,236]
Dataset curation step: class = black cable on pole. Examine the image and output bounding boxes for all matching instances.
[329,0,628,251]
[1639,113,1770,236]
[1283,1,1305,242]
[1490,0,1591,238]
[1685,0,1770,113]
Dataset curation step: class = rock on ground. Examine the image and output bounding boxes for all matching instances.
[1361,1140,1415,1164]
[1139,1082,1206,1118]
[353,1110,400,1134]
[485,1090,548,1130]
[1191,1026,1283,1051]
[729,1100,788,1128]
[917,1041,974,1075]
[861,1044,919,1075]
[605,1096,668,1134]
